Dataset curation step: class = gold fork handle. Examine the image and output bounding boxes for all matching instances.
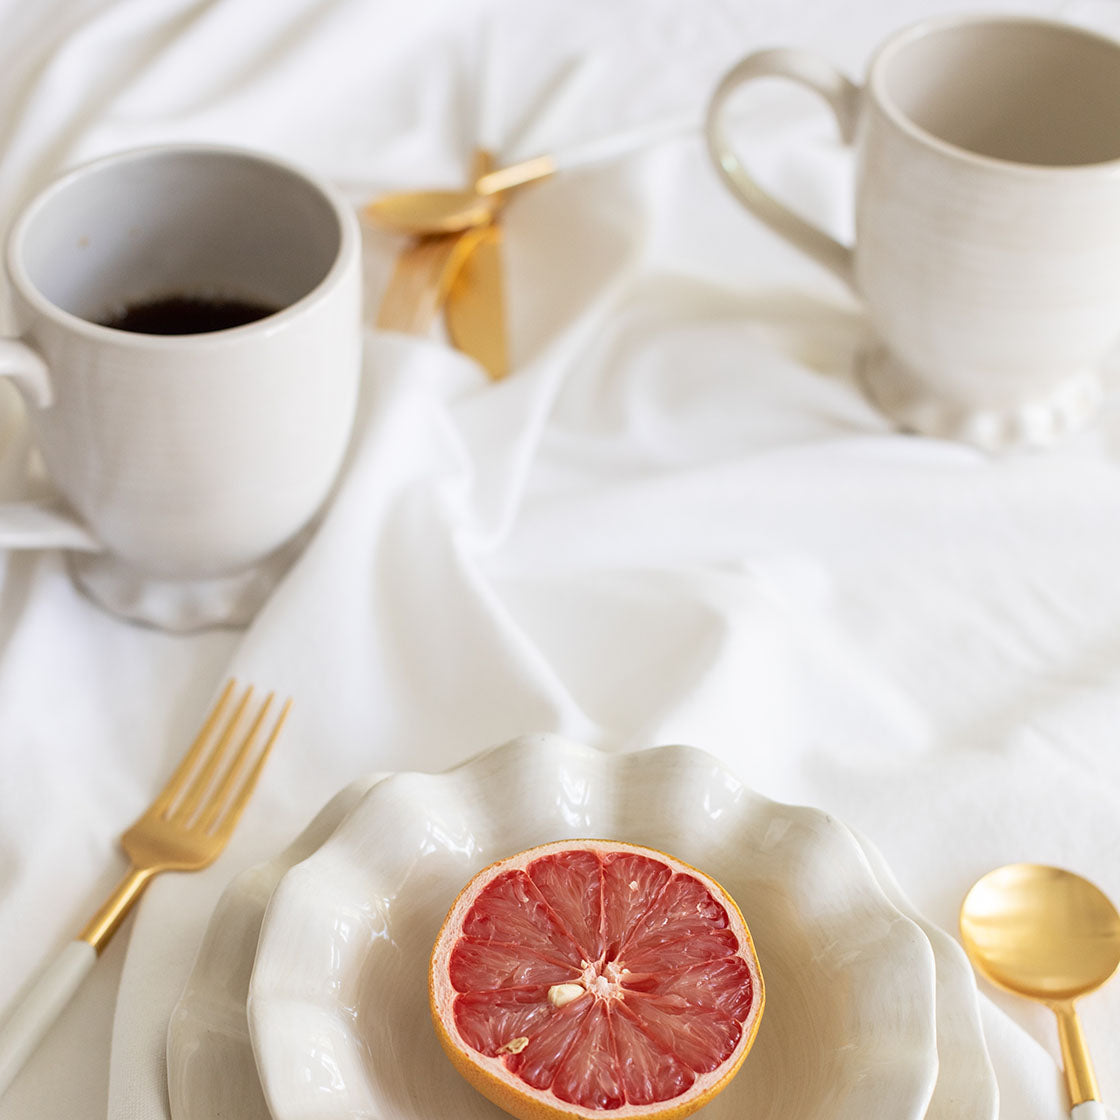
[78,865,156,955]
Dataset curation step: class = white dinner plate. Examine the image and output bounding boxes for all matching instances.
[246,734,945,1120]
[167,735,998,1120]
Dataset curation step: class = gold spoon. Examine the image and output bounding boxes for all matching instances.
[363,112,695,236]
[363,154,554,235]
[960,863,1120,1120]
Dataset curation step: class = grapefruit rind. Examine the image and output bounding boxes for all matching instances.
[429,839,764,1120]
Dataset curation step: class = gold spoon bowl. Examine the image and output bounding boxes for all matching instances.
[960,863,1120,1117]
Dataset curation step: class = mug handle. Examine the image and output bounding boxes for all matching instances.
[0,338,102,552]
[705,48,861,287]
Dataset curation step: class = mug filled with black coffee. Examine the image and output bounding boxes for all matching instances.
[0,143,362,629]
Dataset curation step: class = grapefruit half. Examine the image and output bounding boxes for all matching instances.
[429,839,764,1120]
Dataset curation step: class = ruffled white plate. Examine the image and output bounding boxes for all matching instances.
[167,735,998,1120]
[248,734,945,1120]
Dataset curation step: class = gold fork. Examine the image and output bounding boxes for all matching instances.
[0,679,290,1096]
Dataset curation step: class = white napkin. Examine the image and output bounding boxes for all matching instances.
[0,1,1119,1119]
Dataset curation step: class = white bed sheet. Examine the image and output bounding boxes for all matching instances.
[0,1,1117,1118]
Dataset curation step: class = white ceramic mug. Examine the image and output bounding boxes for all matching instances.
[0,143,362,628]
[706,15,1120,450]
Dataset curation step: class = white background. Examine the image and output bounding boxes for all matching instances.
[0,0,1118,1117]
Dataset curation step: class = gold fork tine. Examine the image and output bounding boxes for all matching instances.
[170,685,255,823]
[0,679,289,1097]
[150,678,238,817]
[207,696,291,838]
[198,693,290,835]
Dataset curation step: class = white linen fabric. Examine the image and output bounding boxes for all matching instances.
[0,0,1119,1118]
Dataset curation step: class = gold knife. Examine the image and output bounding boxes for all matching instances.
[376,227,488,334]
[444,221,509,380]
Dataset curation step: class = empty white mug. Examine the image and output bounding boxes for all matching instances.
[0,143,362,628]
[707,15,1120,450]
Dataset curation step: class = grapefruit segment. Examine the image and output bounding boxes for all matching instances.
[454,987,557,1056]
[609,1002,695,1104]
[623,927,741,972]
[527,848,605,959]
[599,852,673,958]
[550,1001,624,1109]
[462,869,585,966]
[430,839,764,1120]
[625,956,757,1018]
[508,995,596,1091]
[450,938,577,990]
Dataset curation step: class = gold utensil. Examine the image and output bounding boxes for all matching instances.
[363,156,551,235]
[440,149,508,380]
[363,112,696,236]
[960,863,1120,1120]
[376,225,489,334]
[467,147,506,213]
[366,187,499,236]
[445,221,508,380]
[376,148,511,381]
[0,679,290,1096]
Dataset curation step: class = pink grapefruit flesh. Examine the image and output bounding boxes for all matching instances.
[429,839,764,1120]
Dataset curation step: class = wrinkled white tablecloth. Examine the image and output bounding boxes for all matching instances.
[1,0,1119,1118]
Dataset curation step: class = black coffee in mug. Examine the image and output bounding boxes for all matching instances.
[99,294,280,335]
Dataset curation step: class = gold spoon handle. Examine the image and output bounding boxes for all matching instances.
[475,154,556,196]
[474,111,696,196]
[1055,1000,1101,1107]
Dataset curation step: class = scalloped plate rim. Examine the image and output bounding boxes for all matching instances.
[244,734,958,1120]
